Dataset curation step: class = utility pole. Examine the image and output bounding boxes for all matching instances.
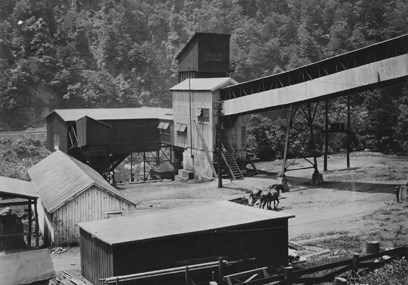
[217,100,223,188]
[347,96,351,168]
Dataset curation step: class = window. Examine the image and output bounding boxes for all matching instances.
[104,210,124,219]
[176,123,187,133]
[158,122,170,135]
[198,108,210,122]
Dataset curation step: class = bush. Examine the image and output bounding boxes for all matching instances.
[349,258,408,285]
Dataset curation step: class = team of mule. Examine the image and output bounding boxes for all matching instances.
[248,184,285,210]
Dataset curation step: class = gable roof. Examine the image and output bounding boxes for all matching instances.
[46,107,173,122]
[0,176,38,199]
[170,77,237,92]
[28,151,135,213]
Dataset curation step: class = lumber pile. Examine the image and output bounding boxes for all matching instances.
[50,271,92,285]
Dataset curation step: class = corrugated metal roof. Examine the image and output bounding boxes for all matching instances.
[28,151,135,213]
[170,78,237,92]
[78,201,295,245]
[47,107,173,122]
[0,176,38,199]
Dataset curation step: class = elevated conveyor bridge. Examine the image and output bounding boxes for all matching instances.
[219,34,408,183]
[221,34,407,115]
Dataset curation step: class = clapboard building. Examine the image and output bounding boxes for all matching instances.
[28,151,136,246]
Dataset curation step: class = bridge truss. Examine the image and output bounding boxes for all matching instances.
[220,34,408,182]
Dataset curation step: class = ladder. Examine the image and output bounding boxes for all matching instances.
[221,144,244,180]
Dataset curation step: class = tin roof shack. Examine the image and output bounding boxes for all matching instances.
[0,176,40,249]
[170,78,247,179]
[28,151,136,246]
[45,107,173,174]
[176,33,231,82]
[79,201,295,285]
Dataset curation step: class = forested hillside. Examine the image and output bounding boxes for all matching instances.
[0,0,408,154]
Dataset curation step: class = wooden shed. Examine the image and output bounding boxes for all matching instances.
[79,201,295,285]
[28,151,136,246]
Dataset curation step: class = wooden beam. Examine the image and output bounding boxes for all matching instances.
[193,120,217,178]
[281,105,293,177]
[324,100,329,171]
[34,199,39,247]
[27,199,32,247]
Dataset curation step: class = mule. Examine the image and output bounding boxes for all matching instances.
[248,189,263,206]
[259,184,284,210]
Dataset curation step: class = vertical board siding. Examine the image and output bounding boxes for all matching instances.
[172,90,214,151]
[46,115,68,152]
[81,229,113,285]
[109,219,289,277]
[53,186,135,245]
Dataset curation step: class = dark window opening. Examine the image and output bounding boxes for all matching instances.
[198,108,210,122]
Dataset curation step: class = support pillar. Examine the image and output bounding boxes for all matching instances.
[34,199,39,247]
[27,199,32,247]
[324,100,329,171]
[281,105,293,177]
[217,100,223,188]
[143,152,146,181]
[347,96,351,168]
[307,103,324,185]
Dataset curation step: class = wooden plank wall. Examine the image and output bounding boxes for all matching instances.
[46,114,68,152]
[110,219,289,277]
[172,90,214,152]
[80,229,113,285]
[52,185,136,245]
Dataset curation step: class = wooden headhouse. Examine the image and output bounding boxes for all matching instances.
[176,33,231,82]
[170,78,249,179]
[172,33,254,180]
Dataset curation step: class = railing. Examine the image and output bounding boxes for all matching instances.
[101,257,255,285]
[229,246,407,285]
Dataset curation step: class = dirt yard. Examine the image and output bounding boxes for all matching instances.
[52,151,408,275]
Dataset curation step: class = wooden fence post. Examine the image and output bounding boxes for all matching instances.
[352,253,359,275]
[218,258,224,284]
[284,266,293,285]
[185,267,190,285]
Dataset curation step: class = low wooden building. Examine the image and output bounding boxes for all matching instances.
[79,201,294,285]
[28,151,136,246]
